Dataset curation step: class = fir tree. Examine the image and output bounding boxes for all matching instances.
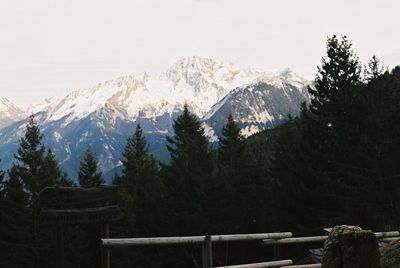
[214,115,253,233]
[78,147,104,188]
[272,36,364,233]
[364,55,385,82]
[13,115,46,196]
[309,35,361,121]
[112,125,164,266]
[218,114,244,166]
[0,164,33,267]
[9,115,59,267]
[164,105,214,235]
[392,65,400,79]
[119,124,152,191]
[40,149,72,187]
[119,124,163,232]
[77,147,104,267]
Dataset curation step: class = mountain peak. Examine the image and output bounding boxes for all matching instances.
[275,68,305,82]
[0,98,26,128]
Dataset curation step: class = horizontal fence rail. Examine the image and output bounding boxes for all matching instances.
[281,264,321,268]
[262,231,400,245]
[213,259,293,268]
[263,236,328,245]
[102,232,293,247]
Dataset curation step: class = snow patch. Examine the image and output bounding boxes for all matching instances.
[240,125,260,138]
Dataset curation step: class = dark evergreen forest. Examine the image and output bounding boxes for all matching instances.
[1,35,400,267]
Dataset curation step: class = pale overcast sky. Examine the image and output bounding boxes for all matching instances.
[1,0,399,106]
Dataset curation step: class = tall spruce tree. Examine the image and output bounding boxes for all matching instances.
[218,114,244,166]
[112,125,165,267]
[164,105,214,235]
[364,55,385,82]
[78,147,104,188]
[271,36,364,233]
[77,147,104,268]
[215,115,246,232]
[309,35,361,121]
[9,115,65,267]
[40,149,72,187]
[13,115,46,196]
[0,165,32,268]
[118,124,163,234]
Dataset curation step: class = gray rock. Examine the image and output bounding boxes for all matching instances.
[381,241,400,268]
[322,225,381,268]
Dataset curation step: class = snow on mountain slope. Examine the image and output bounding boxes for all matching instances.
[0,56,310,179]
[204,75,311,137]
[0,98,26,129]
[27,96,62,115]
[42,56,263,125]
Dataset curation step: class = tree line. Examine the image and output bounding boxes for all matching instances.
[1,35,400,267]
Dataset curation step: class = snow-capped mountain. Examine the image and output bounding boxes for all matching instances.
[204,73,311,137]
[0,98,26,129]
[42,56,261,124]
[0,56,311,179]
[27,96,62,115]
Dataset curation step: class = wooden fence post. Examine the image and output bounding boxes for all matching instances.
[203,235,213,268]
[102,223,110,268]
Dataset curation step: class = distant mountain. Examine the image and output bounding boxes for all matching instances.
[0,98,26,129]
[0,57,310,179]
[204,70,310,137]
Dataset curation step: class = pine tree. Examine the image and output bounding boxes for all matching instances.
[78,147,104,188]
[218,114,244,166]
[392,65,400,79]
[364,55,386,82]
[13,115,46,196]
[9,115,60,267]
[309,35,361,121]
[0,164,33,267]
[77,148,104,267]
[271,36,364,233]
[216,115,246,232]
[118,124,163,234]
[119,125,150,191]
[164,105,214,235]
[40,149,73,187]
[112,125,164,267]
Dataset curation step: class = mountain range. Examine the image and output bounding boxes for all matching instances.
[0,56,311,179]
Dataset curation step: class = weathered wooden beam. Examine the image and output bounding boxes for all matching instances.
[102,223,110,268]
[380,237,400,242]
[263,236,328,245]
[281,264,321,268]
[213,259,293,268]
[211,232,293,242]
[102,233,293,247]
[39,185,119,208]
[202,235,212,268]
[263,231,400,245]
[39,205,123,226]
[373,231,400,238]
[103,235,206,246]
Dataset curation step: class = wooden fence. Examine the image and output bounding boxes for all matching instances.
[101,231,400,268]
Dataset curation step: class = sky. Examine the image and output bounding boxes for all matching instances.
[0,0,399,107]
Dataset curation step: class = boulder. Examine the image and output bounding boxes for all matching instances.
[322,225,381,268]
[381,240,400,268]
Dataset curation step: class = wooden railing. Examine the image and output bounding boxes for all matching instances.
[101,231,400,268]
